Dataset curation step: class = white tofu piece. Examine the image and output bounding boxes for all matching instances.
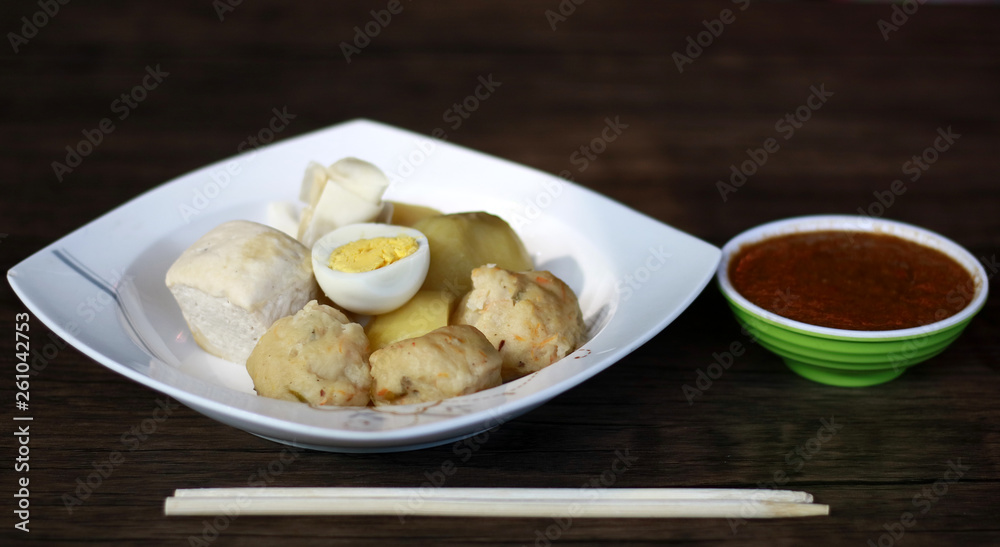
[295,157,391,248]
[298,161,329,206]
[297,179,385,248]
[327,157,390,204]
[266,201,300,238]
[165,220,319,364]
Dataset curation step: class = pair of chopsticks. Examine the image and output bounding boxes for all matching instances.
[164,487,829,518]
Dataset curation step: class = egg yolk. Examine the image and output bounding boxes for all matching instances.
[329,235,418,273]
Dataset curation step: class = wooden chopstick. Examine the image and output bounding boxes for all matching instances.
[164,487,828,518]
[172,486,816,503]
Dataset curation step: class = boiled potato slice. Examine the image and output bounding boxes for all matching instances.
[413,212,533,294]
[365,290,457,351]
[388,201,442,227]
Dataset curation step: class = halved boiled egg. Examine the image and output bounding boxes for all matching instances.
[311,223,430,315]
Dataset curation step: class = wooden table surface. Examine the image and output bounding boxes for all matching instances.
[2,1,999,545]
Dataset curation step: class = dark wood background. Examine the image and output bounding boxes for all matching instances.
[2,1,998,545]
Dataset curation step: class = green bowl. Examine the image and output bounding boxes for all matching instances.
[717,215,988,387]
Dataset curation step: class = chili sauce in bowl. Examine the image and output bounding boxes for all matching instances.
[716,216,988,387]
[728,231,975,331]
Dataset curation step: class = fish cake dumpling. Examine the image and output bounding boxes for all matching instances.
[369,325,501,406]
[454,266,586,382]
[247,300,371,406]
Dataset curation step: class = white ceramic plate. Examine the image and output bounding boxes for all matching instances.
[8,119,720,452]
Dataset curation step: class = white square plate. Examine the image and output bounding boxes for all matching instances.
[8,119,720,452]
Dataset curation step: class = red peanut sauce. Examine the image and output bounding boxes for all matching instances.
[727,231,974,330]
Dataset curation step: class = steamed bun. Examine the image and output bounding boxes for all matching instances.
[165,220,318,364]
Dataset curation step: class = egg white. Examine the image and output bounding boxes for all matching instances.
[311,223,430,315]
